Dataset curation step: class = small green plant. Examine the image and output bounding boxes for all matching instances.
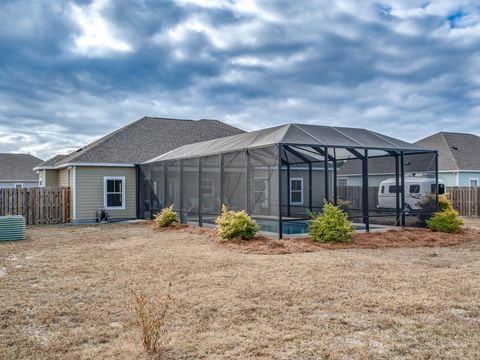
[417,194,452,226]
[426,208,464,233]
[215,205,258,240]
[309,202,355,243]
[154,205,179,227]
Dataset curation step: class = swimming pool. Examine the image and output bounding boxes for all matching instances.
[256,219,376,235]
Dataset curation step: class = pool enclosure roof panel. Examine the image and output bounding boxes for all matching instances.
[144,123,433,163]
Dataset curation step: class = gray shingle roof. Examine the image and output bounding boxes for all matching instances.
[37,154,69,168]
[415,132,480,171]
[0,153,44,181]
[337,131,480,176]
[38,117,244,168]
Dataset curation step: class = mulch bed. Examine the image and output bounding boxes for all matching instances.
[150,221,480,255]
[226,228,480,254]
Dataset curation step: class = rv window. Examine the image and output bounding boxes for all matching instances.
[381,186,385,194]
[431,184,445,194]
[409,185,420,193]
[388,185,398,193]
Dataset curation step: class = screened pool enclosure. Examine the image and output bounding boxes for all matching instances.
[138,124,439,238]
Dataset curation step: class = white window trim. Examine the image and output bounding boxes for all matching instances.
[13,183,23,189]
[290,177,304,205]
[253,177,269,208]
[469,178,479,187]
[104,176,126,210]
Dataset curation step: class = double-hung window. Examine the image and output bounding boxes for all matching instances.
[104,176,125,210]
[253,178,269,208]
[470,178,478,187]
[290,178,303,205]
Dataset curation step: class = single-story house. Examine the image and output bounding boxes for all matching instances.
[338,131,480,188]
[0,153,43,189]
[35,117,244,222]
[416,132,480,187]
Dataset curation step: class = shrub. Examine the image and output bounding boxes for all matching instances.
[309,202,355,243]
[215,205,258,240]
[426,208,464,233]
[131,283,172,354]
[417,194,453,226]
[154,205,179,227]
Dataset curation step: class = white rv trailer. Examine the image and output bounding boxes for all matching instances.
[377,176,445,211]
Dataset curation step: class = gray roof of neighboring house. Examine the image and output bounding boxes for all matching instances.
[415,132,480,171]
[37,154,69,168]
[146,123,431,163]
[0,153,43,181]
[37,117,244,169]
[337,131,480,176]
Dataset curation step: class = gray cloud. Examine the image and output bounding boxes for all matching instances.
[0,0,479,160]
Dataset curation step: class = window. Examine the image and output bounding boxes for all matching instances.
[290,178,303,205]
[104,177,125,209]
[381,185,385,194]
[431,184,445,194]
[409,184,420,193]
[337,179,347,187]
[14,183,23,189]
[470,178,478,187]
[201,178,215,196]
[253,178,269,208]
[388,185,399,193]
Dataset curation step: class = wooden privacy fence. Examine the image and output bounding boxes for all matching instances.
[0,187,71,225]
[337,186,379,210]
[448,187,480,217]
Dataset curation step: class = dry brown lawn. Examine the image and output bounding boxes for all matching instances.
[1,223,480,359]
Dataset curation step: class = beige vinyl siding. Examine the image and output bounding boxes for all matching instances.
[41,170,59,187]
[58,169,70,187]
[74,166,136,221]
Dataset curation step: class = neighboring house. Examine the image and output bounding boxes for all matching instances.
[35,117,244,223]
[415,132,480,187]
[0,153,43,189]
[338,131,480,188]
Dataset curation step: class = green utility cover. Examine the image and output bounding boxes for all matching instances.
[0,215,27,241]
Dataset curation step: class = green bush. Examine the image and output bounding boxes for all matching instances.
[426,208,464,233]
[309,202,355,243]
[154,205,179,228]
[215,205,258,240]
[417,194,452,226]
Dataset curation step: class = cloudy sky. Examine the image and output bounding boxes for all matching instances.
[0,0,479,160]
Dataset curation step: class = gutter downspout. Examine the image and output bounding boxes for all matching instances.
[71,166,77,222]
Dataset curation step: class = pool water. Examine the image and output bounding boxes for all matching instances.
[257,220,371,235]
[257,220,310,234]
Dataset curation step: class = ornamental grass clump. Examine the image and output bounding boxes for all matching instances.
[131,283,172,354]
[154,205,179,228]
[309,202,355,243]
[215,205,258,240]
[427,208,464,233]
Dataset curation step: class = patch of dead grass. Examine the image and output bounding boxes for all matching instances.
[1,223,480,359]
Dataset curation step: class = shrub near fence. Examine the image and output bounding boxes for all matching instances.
[0,187,70,225]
